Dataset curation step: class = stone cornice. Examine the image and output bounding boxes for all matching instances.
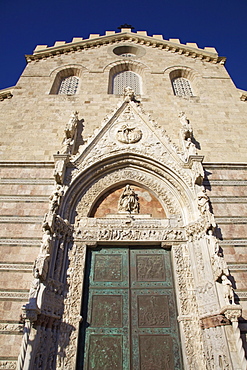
[203,163,247,169]
[0,161,54,167]
[25,31,226,65]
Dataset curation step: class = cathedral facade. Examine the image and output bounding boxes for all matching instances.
[0,27,247,369]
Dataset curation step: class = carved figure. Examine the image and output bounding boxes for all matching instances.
[49,185,64,213]
[60,137,74,155]
[64,111,78,139]
[222,275,235,305]
[116,124,142,144]
[211,254,229,281]
[179,111,193,140]
[185,138,197,156]
[54,159,66,184]
[197,190,216,229]
[40,229,53,254]
[34,254,50,281]
[123,86,135,102]
[207,230,220,255]
[28,268,41,309]
[118,185,139,213]
[192,160,204,185]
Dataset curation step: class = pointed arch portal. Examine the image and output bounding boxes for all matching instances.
[18,98,244,370]
[54,99,232,369]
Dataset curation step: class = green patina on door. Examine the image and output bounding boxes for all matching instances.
[78,247,183,369]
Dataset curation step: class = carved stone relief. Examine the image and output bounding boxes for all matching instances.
[75,217,185,242]
[116,124,142,144]
[56,242,87,370]
[118,184,139,213]
[173,244,207,368]
[75,168,184,220]
[202,326,231,369]
[69,101,192,189]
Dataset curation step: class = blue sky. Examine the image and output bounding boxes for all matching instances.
[0,0,246,90]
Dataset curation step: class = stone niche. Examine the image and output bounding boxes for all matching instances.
[91,185,166,218]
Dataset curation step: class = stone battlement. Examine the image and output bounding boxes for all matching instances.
[33,28,218,57]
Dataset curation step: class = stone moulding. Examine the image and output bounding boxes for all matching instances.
[0,291,29,300]
[0,178,53,185]
[0,360,17,369]
[204,179,247,186]
[0,238,40,246]
[0,263,33,272]
[69,165,193,223]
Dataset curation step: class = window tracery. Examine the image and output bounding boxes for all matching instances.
[58,76,79,95]
[172,77,193,97]
[112,71,141,95]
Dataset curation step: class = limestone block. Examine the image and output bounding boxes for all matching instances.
[169,38,181,44]
[0,271,33,290]
[54,41,66,47]
[33,45,47,53]
[0,334,22,357]
[0,300,23,321]
[0,246,40,263]
[72,37,83,43]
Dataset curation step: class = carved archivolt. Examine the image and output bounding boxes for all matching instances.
[75,168,182,219]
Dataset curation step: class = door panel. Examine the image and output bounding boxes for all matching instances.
[80,247,183,370]
[83,248,130,369]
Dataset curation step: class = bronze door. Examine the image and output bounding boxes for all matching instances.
[79,247,183,369]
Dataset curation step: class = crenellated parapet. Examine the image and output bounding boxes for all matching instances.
[26,28,225,65]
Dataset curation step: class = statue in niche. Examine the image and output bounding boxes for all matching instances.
[222,274,236,305]
[197,189,216,229]
[118,185,139,214]
[179,111,193,140]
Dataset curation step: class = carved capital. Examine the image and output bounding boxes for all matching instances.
[221,306,242,322]
[21,304,40,322]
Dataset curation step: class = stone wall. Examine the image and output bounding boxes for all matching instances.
[0,30,246,368]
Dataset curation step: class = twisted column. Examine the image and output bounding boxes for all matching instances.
[16,306,39,370]
[223,306,247,370]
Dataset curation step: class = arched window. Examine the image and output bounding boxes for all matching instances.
[58,76,79,95]
[49,66,82,95]
[112,71,141,95]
